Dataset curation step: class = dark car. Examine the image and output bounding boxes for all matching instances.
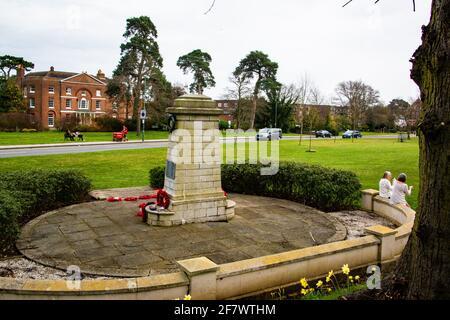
[342,130,363,139]
[315,130,333,138]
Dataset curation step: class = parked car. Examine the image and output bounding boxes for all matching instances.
[256,128,282,141]
[315,130,333,138]
[342,130,363,139]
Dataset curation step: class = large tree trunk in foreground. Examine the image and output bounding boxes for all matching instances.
[392,0,450,299]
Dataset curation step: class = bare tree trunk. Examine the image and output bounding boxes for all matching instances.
[392,0,450,299]
[250,94,257,129]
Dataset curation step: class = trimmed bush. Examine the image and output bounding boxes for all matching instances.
[221,162,361,212]
[93,116,123,132]
[149,166,165,189]
[0,191,22,254]
[0,169,91,254]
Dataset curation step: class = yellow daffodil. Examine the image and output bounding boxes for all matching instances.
[327,288,332,293]
[342,264,350,275]
[301,288,308,296]
[183,295,192,300]
[309,288,314,293]
[348,276,353,280]
[355,276,360,281]
[300,278,309,288]
[316,280,323,288]
[328,270,334,278]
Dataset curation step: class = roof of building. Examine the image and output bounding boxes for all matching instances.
[24,68,107,83]
[25,70,78,79]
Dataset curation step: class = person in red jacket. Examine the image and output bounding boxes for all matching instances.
[122,125,128,141]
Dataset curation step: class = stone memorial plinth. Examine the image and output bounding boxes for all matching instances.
[146,94,235,227]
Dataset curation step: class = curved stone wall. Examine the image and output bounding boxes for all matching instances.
[0,189,415,300]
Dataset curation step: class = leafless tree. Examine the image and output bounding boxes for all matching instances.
[225,73,252,129]
[335,80,380,131]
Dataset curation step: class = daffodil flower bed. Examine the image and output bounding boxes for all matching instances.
[298,264,365,300]
[271,264,367,300]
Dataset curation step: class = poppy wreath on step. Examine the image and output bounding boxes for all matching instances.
[156,189,171,209]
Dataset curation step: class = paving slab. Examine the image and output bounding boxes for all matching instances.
[17,192,346,277]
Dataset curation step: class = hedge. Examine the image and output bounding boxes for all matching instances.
[0,169,91,254]
[222,162,361,212]
[149,166,165,189]
[149,162,361,212]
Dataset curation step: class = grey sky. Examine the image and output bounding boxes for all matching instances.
[0,0,432,103]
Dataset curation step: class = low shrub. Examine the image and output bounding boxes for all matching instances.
[219,120,230,130]
[221,162,361,212]
[149,166,165,189]
[0,170,91,254]
[149,162,361,212]
[0,191,22,254]
[0,112,40,131]
[94,116,123,132]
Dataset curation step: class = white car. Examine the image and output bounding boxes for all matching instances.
[256,128,282,141]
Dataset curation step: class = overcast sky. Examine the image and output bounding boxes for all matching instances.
[0,0,432,103]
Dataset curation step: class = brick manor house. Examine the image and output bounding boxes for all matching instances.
[16,66,124,129]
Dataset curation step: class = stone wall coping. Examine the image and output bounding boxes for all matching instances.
[362,189,380,196]
[373,196,416,223]
[177,257,219,276]
[0,272,188,296]
[217,236,380,279]
[365,225,397,237]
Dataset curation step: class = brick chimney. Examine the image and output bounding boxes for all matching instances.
[50,66,55,72]
[16,64,25,87]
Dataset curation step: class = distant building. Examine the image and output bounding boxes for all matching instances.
[16,66,122,129]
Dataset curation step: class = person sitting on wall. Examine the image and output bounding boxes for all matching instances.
[390,173,413,207]
[379,171,393,199]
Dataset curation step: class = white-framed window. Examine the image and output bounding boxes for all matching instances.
[81,90,87,97]
[66,99,72,109]
[66,87,72,95]
[48,113,55,127]
[95,100,101,110]
[79,98,88,109]
[29,98,35,109]
[48,98,54,109]
[96,90,101,97]
[29,85,35,93]
[49,86,55,94]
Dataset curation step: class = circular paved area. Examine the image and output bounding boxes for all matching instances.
[17,193,346,277]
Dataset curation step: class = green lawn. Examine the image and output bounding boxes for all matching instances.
[0,138,419,208]
[0,131,169,145]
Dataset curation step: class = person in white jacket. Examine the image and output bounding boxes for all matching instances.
[379,171,393,199]
[390,173,413,207]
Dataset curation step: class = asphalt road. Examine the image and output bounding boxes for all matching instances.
[0,135,399,158]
